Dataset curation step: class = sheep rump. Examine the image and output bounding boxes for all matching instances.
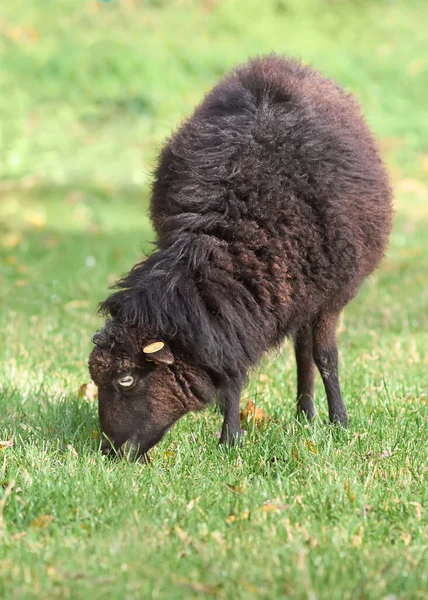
[101,55,392,386]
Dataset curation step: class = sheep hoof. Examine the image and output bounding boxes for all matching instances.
[329,415,348,428]
[296,408,315,423]
[219,429,245,447]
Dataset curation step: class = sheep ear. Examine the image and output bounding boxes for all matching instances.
[142,341,174,365]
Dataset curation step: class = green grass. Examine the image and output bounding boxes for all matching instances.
[1,0,427,598]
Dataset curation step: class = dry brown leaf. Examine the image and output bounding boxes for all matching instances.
[305,440,316,454]
[224,482,247,494]
[240,400,268,424]
[0,440,13,451]
[30,514,54,529]
[78,382,98,402]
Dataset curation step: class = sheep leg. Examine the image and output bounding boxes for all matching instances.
[312,311,348,425]
[219,377,243,446]
[294,325,316,421]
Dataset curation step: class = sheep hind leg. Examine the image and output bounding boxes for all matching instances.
[294,324,316,421]
[312,310,348,426]
[219,376,243,446]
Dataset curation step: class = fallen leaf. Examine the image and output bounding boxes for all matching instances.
[31,514,54,529]
[0,440,13,451]
[240,400,268,424]
[78,382,98,401]
[305,440,316,454]
[224,482,247,494]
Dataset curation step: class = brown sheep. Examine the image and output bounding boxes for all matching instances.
[89,55,392,461]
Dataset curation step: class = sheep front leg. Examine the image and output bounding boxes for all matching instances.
[312,311,348,425]
[219,377,243,446]
[294,324,316,421]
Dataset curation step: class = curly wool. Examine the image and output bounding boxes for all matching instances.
[100,55,392,381]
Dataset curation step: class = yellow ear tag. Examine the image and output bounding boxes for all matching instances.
[143,341,165,354]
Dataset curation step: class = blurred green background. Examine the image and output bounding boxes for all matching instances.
[0,1,427,598]
[1,0,427,187]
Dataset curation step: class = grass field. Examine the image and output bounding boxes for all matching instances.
[1,0,427,598]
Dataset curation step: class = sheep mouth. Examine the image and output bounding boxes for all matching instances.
[101,438,150,464]
[119,440,150,463]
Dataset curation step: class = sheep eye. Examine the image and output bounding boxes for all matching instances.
[118,375,135,388]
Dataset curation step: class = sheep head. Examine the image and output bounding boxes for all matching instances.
[88,320,215,461]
